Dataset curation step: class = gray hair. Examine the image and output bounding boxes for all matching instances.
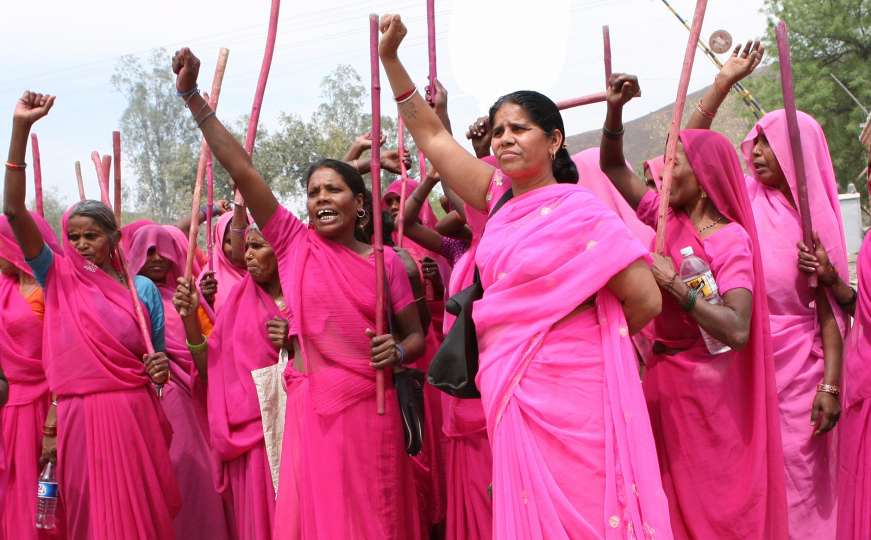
[68,200,120,245]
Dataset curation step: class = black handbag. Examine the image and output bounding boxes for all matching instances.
[427,188,514,398]
[385,281,425,456]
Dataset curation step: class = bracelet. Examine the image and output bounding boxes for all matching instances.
[186,335,208,353]
[51,400,58,407]
[817,383,841,397]
[229,226,247,236]
[696,100,716,119]
[196,110,216,128]
[43,425,57,437]
[5,161,26,170]
[394,86,417,104]
[413,296,426,303]
[682,286,699,312]
[395,343,407,365]
[191,98,210,118]
[839,286,858,307]
[176,84,199,100]
[602,125,624,139]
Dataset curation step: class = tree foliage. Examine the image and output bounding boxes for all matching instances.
[747,0,871,193]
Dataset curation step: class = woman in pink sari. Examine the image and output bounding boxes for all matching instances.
[0,212,63,539]
[199,209,251,312]
[601,74,787,539]
[172,223,288,540]
[128,224,230,540]
[171,48,426,539]
[686,53,847,538]
[379,16,672,538]
[4,91,180,539]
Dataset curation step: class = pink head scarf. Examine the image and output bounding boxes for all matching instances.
[572,148,655,246]
[643,156,665,190]
[384,178,439,229]
[199,211,251,312]
[741,110,849,305]
[0,213,60,406]
[40,208,155,396]
[121,219,155,254]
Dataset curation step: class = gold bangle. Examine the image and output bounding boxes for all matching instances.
[817,383,841,397]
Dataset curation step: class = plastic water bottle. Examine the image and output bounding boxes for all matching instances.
[678,246,731,355]
[35,462,58,530]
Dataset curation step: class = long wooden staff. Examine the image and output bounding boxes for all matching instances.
[234,0,280,209]
[206,157,216,271]
[556,28,612,111]
[427,0,437,97]
[113,131,122,224]
[30,134,44,217]
[603,25,612,84]
[396,117,409,247]
[655,0,708,254]
[74,161,85,201]
[775,21,816,286]
[92,145,157,382]
[184,49,230,279]
[370,14,387,416]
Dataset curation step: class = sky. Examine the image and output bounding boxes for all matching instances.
[0,0,769,210]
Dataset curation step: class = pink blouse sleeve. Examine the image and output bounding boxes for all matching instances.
[385,249,414,313]
[261,204,308,262]
[635,189,665,229]
[704,223,755,295]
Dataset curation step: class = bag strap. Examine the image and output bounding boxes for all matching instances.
[472,188,514,285]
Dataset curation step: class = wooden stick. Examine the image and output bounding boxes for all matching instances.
[113,131,122,224]
[556,92,607,111]
[186,48,230,280]
[396,117,409,247]
[75,161,85,201]
[30,133,44,217]
[101,155,111,198]
[603,25,612,85]
[427,0,437,97]
[206,157,216,272]
[775,21,816,286]
[91,151,109,203]
[370,13,386,416]
[654,0,708,254]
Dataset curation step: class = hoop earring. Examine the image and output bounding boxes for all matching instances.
[356,208,366,218]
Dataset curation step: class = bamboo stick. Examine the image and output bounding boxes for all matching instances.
[75,161,85,201]
[655,0,708,254]
[396,117,409,247]
[603,25,612,85]
[370,13,387,416]
[556,92,607,111]
[112,131,122,224]
[30,133,43,217]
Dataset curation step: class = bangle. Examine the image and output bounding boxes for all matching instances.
[229,226,247,236]
[682,286,699,312]
[838,287,858,307]
[696,100,716,119]
[602,125,624,139]
[51,400,58,407]
[395,343,407,365]
[817,383,841,398]
[176,84,199,100]
[394,86,417,104]
[186,335,208,353]
[413,295,426,303]
[196,110,216,128]
[191,99,209,118]
[5,161,26,170]
[43,425,57,437]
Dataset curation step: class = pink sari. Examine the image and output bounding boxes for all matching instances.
[207,269,284,540]
[837,222,871,539]
[637,130,787,539]
[474,180,672,539]
[0,214,63,540]
[200,211,250,312]
[741,111,848,539]
[128,225,230,540]
[40,211,180,539]
[267,205,421,540]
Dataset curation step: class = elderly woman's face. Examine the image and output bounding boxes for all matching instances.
[67,215,115,267]
[244,229,278,286]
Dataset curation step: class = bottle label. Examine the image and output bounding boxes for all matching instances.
[684,271,718,299]
[38,481,58,499]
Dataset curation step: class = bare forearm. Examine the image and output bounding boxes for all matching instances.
[685,76,730,130]
[4,120,44,258]
[666,281,751,349]
[599,105,648,209]
[827,276,857,316]
[181,314,208,378]
[817,289,843,386]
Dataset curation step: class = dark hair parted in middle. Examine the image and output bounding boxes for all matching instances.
[304,158,367,196]
[488,91,579,184]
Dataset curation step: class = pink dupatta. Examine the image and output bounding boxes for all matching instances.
[474,181,671,538]
[200,211,250,312]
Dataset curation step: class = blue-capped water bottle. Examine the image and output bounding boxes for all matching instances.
[35,461,58,529]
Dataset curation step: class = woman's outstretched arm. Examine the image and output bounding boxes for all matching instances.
[172,48,278,228]
[599,74,650,210]
[3,92,56,259]
[378,15,493,210]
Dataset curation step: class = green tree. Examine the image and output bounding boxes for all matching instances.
[748,0,871,193]
[112,49,199,222]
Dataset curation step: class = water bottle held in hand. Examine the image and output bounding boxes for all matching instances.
[35,462,58,530]
[679,246,730,355]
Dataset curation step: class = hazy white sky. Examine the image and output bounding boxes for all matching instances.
[0,0,768,208]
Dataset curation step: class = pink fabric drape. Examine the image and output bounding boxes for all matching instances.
[0,213,63,540]
[128,225,230,540]
[741,111,847,538]
[644,156,665,190]
[837,230,871,540]
[473,180,672,539]
[636,130,787,539]
[266,205,421,539]
[200,211,250,312]
[41,210,180,539]
[207,271,281,540]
